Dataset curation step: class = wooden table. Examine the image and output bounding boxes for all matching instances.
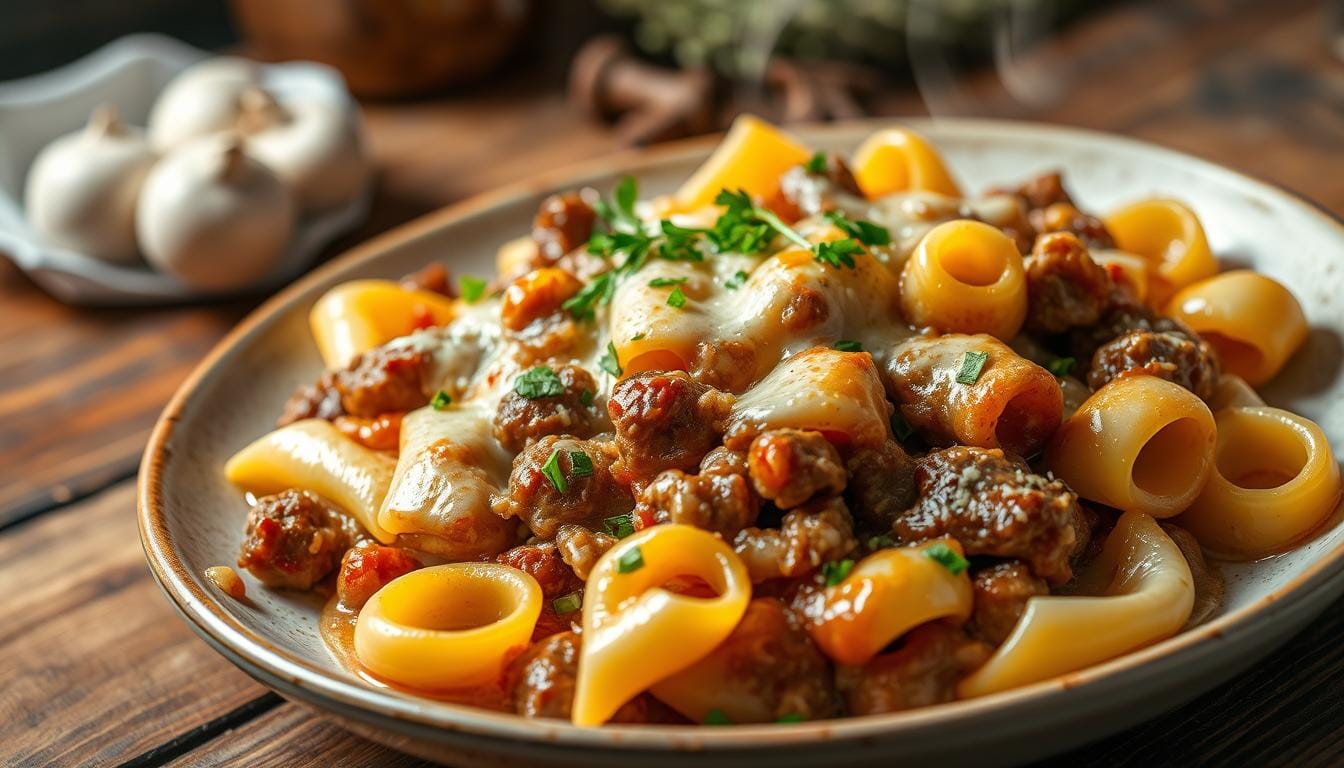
[3,1,1343,765]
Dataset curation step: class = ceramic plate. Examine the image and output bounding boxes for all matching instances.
[139,119,1344,767]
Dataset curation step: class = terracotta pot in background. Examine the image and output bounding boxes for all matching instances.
[230,0,533,98]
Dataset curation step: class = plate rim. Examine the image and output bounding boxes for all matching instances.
[138,116,1344,751]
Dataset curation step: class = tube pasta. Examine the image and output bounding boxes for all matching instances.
[378,403,515,559]
[673,115,811,210]
[1166,271,1308,386]
[901,220,1027,338]
[1207,374,1265,412]
[851,127,963,199]
[1047,375,1215,518]
[884,334,1063,458]
[573,524,750,726]
[807,539,973,666]
[1177,407,1341,558]
[225,419,396,542]
[354,563,542,690]
[957,511,1194,698]
[310,279,458,369]
[724,346,893,450]
[1089,249,1150,304]
[1103,199,1216,307]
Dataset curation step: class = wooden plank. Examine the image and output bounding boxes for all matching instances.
[0,481,269,767]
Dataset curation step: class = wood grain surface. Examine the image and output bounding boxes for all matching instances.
[2,0,1342,766]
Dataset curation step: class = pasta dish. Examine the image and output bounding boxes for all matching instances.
[219,117,1339,726]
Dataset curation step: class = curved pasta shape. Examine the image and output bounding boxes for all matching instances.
[1047,375,1215,518]
[1177,407,1341,558]
[225,419,397,542]
[1089,249,1150,304]
[724,346,893,450]
[354,563,542,690]
[957,511,1194,698]
[807,539,973,666]
[851,128,963,199]
[1103,199,1216,307]
[573,524,751,726]
[1166,271,1308,386]
[310,279,458,369]
[378,403,515,559]
[674,114,811,210]
[901,220,1027,338]
[884,334,1062,457]
[1207,374,1265,412]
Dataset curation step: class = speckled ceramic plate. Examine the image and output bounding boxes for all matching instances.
[139,119,1344,767]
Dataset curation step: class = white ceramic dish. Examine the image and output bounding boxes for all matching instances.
[0,33,371,306]
[139,119,1344,767]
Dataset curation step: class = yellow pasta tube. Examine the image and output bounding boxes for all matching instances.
[1207,374,1265,412]
[851,128,963,199]
[1103,199,1216,307]
[674,115,811,210]
[354,563,542,690]
[573,524,750,726]
[958,511,1194,698]
[1165,271,1308,386]
[901,220,1027,339]
[1047,375,1215,518]
[807,539,973,666]
[310,279,458,369]
[1177,407,1341,558]
[225,419,397,543]
[884,334,1063,458]
[1089,249,1150,304]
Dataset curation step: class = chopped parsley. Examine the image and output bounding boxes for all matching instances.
[666,285,687,308]
[648,276,688,287]
[594,176,640,230]
[603,513,636,538]
[1047,356,1076,379]
[814,238,863,269]
[955,350,990,385]
[552,591,582,614]
[725,270,749,290]
[599,341,623,377]
[821,558,855,587]
[562,271,616,321]
[541,449,568,493]
[925,542,969,575]
[776,713,806,724]
[704,708,732,725]
[805,151,828,174]
[616,546,644,573]
[458,276,487,303]
[579,388,595,406]
[568,450,594,478]
[833,339,863,352]
[867,534,896,550]
[429,390,452,410]
[513,366,564,399]
[631,332,646,341]
[891,411,914,441]
[825,210,891,246]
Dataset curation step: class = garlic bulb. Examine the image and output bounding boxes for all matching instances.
[147,57,259,151]
[136,134,295,290]
[24,105,156,265]
[237,88,371,211]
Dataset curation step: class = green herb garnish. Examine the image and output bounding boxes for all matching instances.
[580,388,595,406]
[955,350,990,385]
[617,546,644,573]
[541,449,568,493]
[666,286,687,308]
[833,339,863,352]
[603,513,636,539]
[631,332,646,341]
[458,276,487,303]
[867,534,896,550]
[704,708,732,725]
[552,591,582,614]
[805,151,828,174]
[891,411,914,441]
[725,270,749,290]
[825,210,892,246]
[430,390,452,410]
[814,238,863,269]
[648,276,688,287]
[1047,356,1076,379]
[776,713,806,724]
[599,341,622,377]
[568,450,594,478]
[514,366,564,399]
[821,558,855,587]
[925,542,969,575]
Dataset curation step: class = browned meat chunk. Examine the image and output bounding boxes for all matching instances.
[747,429,846,509]
[608,370,735,481]
[280,335,446,424]
[1009,171,1074,211]
[494,436,633,540]
[687,598,839,722]
[896,446,1079,584]
[636,451,760,537]
[555,524,617,580]
[237,490,361,590]
[497,541,585,599]
[493,364,603,453]
[1029,203,1116,250]
[1088,329,1219,400]
[1069,299,1187,362]
[1023,232,1113,334]
[968,561,1046,645]
[837,624,992,715]
[734,497,857,583]
[532,192,596,263]
[399,262,452,296]
[506,631,661,722]
[336,541,420,610]
[844,440,917,533]
[771,152,864,221]
[278,372,345,424]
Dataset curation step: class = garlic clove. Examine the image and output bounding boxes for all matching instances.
[136,133,295,291]
[147,56,260,151]
[24,104,156,265]
[236,90,371,212]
